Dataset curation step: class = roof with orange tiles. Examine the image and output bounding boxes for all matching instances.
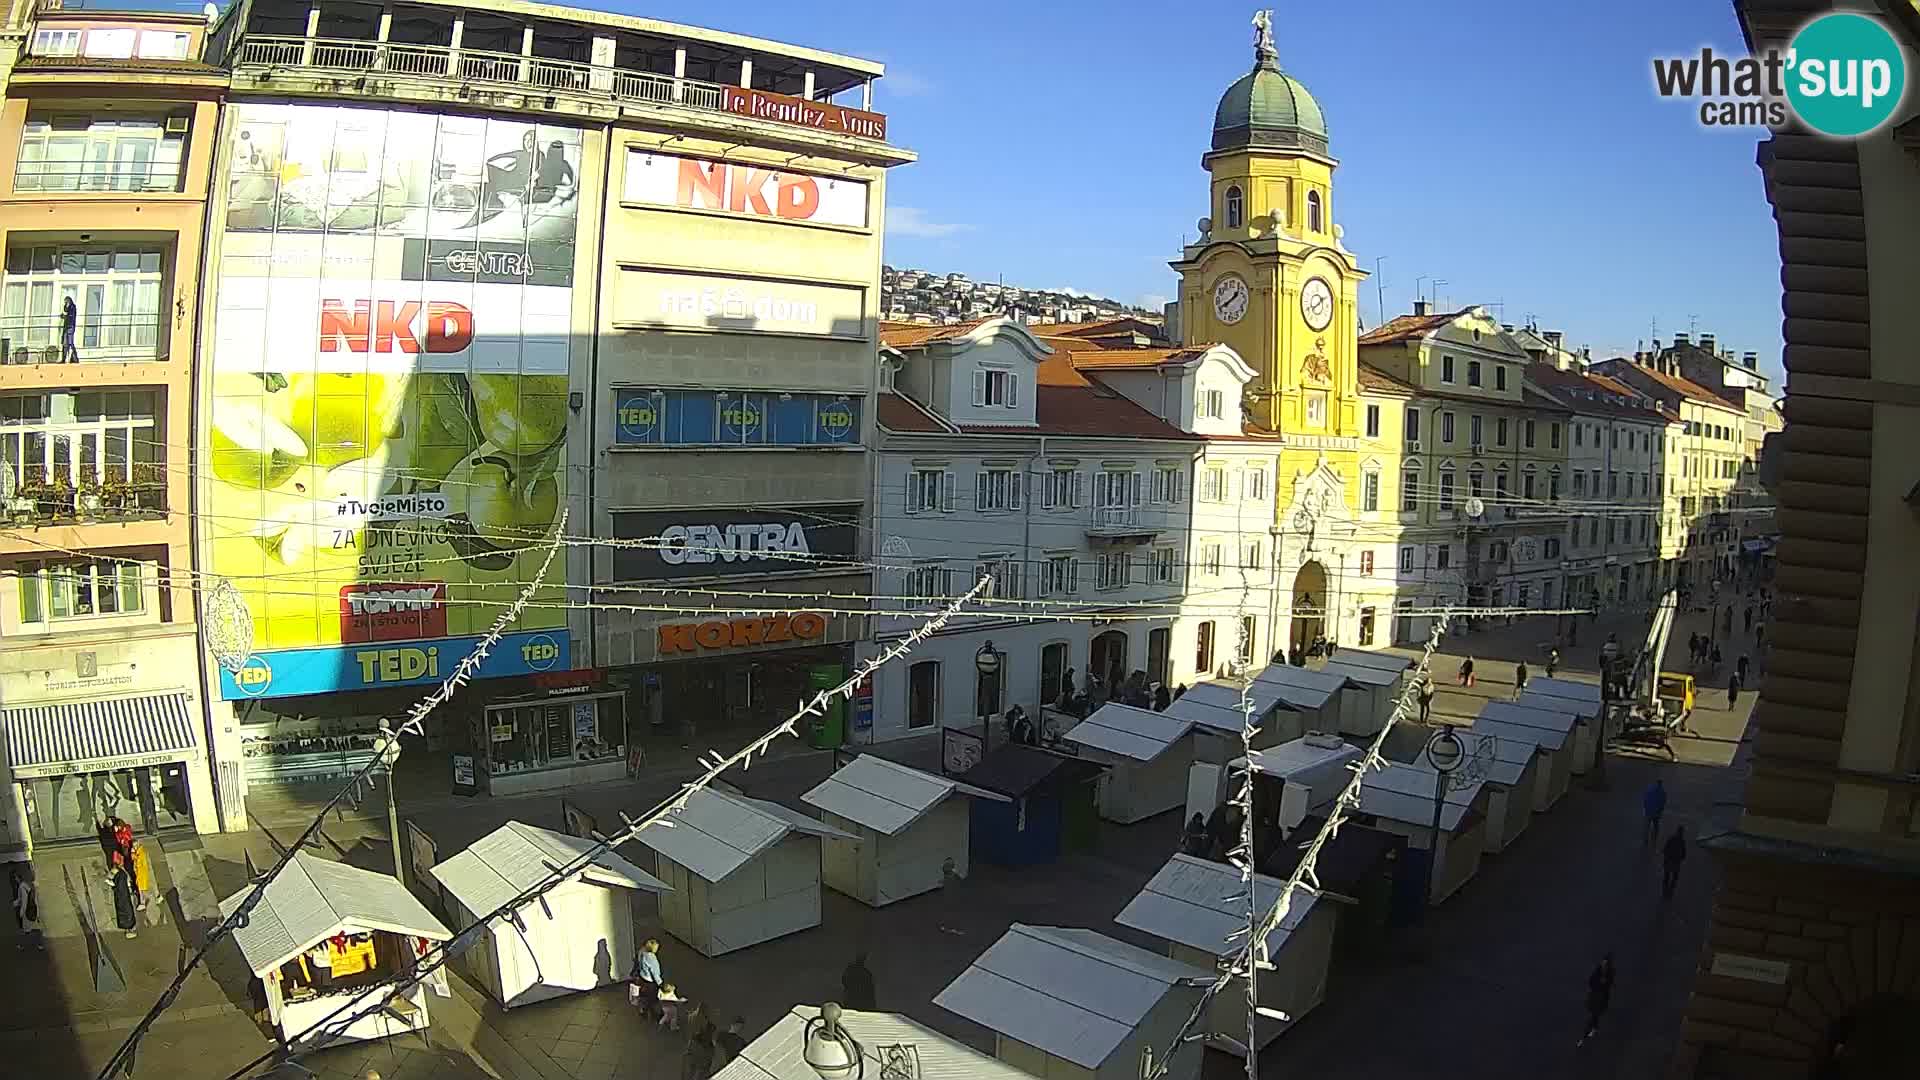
[1069,347,1209,371]
[1357,309,1472,346]
[960,386,1197,440]
[1525,364,1674,423]
[1592,359,1743,413]
[878,319,995,348]
[1036,350,1093,388]
[1033,335,1104,354]
[1357,362,1416,395]
[876,391,956,434]
[1023,317,1164,340]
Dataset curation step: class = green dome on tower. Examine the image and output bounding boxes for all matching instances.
[1212,17,1328,156]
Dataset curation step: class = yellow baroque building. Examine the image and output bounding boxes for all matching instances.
[1170,24,1400,654]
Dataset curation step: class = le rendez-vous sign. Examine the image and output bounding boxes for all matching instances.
[721,86,887,142]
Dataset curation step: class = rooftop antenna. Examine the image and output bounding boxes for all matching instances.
[1373,255,1389,326]
[1430,279,1449,306]
[1687,313,1700,336]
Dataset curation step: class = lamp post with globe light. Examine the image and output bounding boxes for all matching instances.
[975,641,1001,743]
[803,1003,865,1080]
[378,720,405,887]
[1422,727,1465,913]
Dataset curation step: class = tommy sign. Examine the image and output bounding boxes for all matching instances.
[611,505,859,581]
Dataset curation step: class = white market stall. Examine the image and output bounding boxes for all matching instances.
[1316,659,1403,736]
[716,1003,1035,1080]
[1116,853,1336,1054]
[1520,678,1603,771]
[802,754,1007,907]
[1064,704,1205,824]
[1478,701,1578,808]
[1175,680,1304,749]
[1329,648,1413,684]
[1451,730,1541,853]
[1357,762,1489,904]
[1249,664,1354,736]
[428,821,669,1008]
[633,788,855,957]
[1211,734,1365,836]
[935,924,1210,1080]
[221,853,452,1050]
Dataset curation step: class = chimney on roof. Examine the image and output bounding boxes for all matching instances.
[1699,333,1716,353]
[1674,332,1690,346]
[1742,350,1758,365]
[1413,300,1430,317]
[1502,323,1514,332]
[1544,330,1563,350]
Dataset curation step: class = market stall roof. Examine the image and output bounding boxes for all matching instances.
[1230,735,1362,784]
[1358,762,1482,831]
[1063,703,1196,762]
[1467,715,1568,753]
[1318,659,1401,689]
[801,754,1007,837]
[631,789,855,884]
[429,821,668,917]
[1250,663,1352,711]
[934,924,1209,1070]
[957,744,1105,799]
[220,852,451,976]
[1524,676,1604,708]
[1452,729,1537,788]
[1163,687,1268,736]
[1519,686,1601,721]
[1329,649,1413,677]
[715,1004,1032,1080]
[1477,701,1578,745]
[1115,854,1314,958]
[1264,815,1399,894]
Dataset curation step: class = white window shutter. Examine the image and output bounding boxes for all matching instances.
[972,369,987,407]
[1010,471,1023,509]
[1069,558,1079,593]
[975,472,988,510]
[1130,471,1143,507]
[942,470,955,512]
[1072,470,1085,508]
[906,471,920,514]
[1007,374,1019,409]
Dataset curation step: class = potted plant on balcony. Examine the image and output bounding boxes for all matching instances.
[132,462,165,513]
[76,465,103,517]
[8,467,39,522]
[47,471,76,520]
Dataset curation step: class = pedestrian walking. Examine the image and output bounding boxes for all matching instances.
[1728,673,1742,709]
[1642,779,1667,846]
[1736,654,1750,685]
[10,866,43,950]
[1153,683,1171,712]
[1662,826,1688,901]
[1755,622,1766,650]
[1457,657,1475,688]
[109,856,137,938]
[683,1019,716,1080]
[841,951,876,1011]
[629,937,663,1018]
[1709,642,1722,669]
[656,984,685,1030]
[717,1017,748,1067]
[1417,674,1436,724]
[1743,606,1753,633]
[1577,954,1616,1046]
[1545,648,1559,679]
[1514,661,1529,701]
[59,296,79,364]
[1181,813,1210,857]
[130,838,154,913]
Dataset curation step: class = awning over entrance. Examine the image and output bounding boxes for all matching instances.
[2,692,198,778]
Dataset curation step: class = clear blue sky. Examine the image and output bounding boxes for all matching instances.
[619,0,1784,381]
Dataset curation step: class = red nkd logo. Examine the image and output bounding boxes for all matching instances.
[319,300,475,354]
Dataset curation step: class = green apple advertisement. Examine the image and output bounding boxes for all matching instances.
[208,103,579,699]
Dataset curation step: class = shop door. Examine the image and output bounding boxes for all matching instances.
[1147,628,1171,686]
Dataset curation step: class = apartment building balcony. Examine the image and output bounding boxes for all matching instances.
[1085,505,1160,540]
[2,315,167,366]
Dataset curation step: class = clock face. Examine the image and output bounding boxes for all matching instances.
[1301,277,1335,331]
[1213,275,1250,325]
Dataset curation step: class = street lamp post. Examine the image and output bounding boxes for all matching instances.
[378,720,405,887]
[802,1003,865,1080]
[1423,728,1465,912]
[975,640,1001,744]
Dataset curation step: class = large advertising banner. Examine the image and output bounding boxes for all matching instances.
[207,103,581,699]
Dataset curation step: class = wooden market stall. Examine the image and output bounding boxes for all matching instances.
[715,1003,1034,1080]
[632,788,855,957]
[1064,704,1204,824]
[1477,701,1578,808]
[935,924,1210,1080]
[1249,663,1357,735]
[1329,648,1413,684]
[220,853,453,1051]
[1451,729,1542,853]
[1173,680,1303,749]
[1116,854,1337,1054]
[1520,677,1604,771]
[1356,762,1490,905]
[428,821,669,1008]
[1216,734,1366,839]
[958,744,1104,867]
[802,754,1007,907]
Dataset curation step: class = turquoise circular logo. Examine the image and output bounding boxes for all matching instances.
[236,655,274,697]
[1786,13,1906,137]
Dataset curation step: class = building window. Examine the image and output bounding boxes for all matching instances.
[1196,621,1216,673]
[1441,354,1455,383]
[1237,616,1258,665]
[1441,411,1456,443]
[1305,391,1327,427]
[1039,643,1069,708]
[1608,471,1618,497]
[1470,414,1484,447]
[977,553,1022,600]
[1201,466,1227,502]
[1438,467,1456,510]
[3,245,166,361]
[1200,389,1226,419]
[1544,537,1561,559]
[1488,540,1509,563]
[1360,549,1374,575]
[1405,407,1421,442]
[1399,546,1415,573]
[1242,468,1267,501]
[1039,554,1078,597]
[1362,470,1380,512]
[1224,185,1244,229]
[1495,467,1509,502]
[1495,366,1508,391]
[18,557,145,623]
[1588,519,1600,546]
[905,562,951,600]
[1151,465,1182,504]
[1468,465,1485,499]
[1042,467,1081,510]
[1241,540,1263,570]
[1,389,163,502]
[1358,606,1376,646]
[1639,517,1649,543]
[1524,419,1536,448]
[1435,544,1452,570]
[16,113,188,194]
[1401,467,1419,511]
[1495,417,1509,447]
[907,661,940,729]
[1517,582,1530,607]
[30,29,81,57]
[1201,541,1224,576]
[1305,190,1323,232]
[1467,360,1482,387]
[1549,468,1562,501]
[1607,518,1617,544]
[975,467,1022,512]
[1365,403,1381,438]
[905,468,949,514]
[1574,471,1587,497]
[1149,546,1177,584]
[1611,428,1620,450]
[974,368,1018,408]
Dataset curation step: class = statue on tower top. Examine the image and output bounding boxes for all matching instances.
[1252,9,1278,66]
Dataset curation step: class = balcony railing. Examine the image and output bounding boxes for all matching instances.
[236,36,756,124]
[1,317,167,364]
[5,480,166,524]
[14,163,184,195]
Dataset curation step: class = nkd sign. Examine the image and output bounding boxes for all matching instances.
[624,151,869,228]
[611,505,859,582]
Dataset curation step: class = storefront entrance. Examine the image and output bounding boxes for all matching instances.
[1289,561,1328,653]
[18,762,194,844]
[612,644,852,764]
[1089,630,1128,694]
